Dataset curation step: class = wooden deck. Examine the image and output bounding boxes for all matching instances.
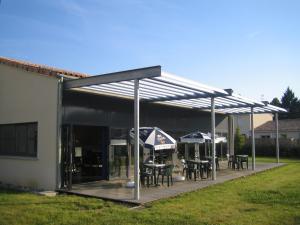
[59,162,284,205]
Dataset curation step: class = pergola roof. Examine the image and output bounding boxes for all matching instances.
[63,65,287,114]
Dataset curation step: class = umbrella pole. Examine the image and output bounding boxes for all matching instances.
[153,148,155,164]
[220,142,223,161]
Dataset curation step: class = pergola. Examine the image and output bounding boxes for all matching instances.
[62,65,287,200]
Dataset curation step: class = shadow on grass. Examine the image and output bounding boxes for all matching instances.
[0,188,27,195]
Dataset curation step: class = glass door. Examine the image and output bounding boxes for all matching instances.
[109,140,130,180]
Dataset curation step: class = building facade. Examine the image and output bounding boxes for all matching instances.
[0,57,229,190]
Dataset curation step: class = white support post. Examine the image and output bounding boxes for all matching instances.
[211,97,216,180]
[134,79,140,200]
[127,143,131,178]
[185,143,189,160]
[56,77,63,189]
[231,115,235,155]
[275,113,280,163]
[251,107,255,170]
[227,115,235,156]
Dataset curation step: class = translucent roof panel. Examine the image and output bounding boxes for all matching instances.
[63,66,287,114]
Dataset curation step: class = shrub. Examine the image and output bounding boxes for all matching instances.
[239,138,300,158]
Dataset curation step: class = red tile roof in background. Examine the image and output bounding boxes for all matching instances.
[0,56,89,78]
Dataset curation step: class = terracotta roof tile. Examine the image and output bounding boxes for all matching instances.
[255,118,300,132]
[0,56,89,78]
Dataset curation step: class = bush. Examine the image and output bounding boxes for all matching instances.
[237,138,300,158]
[234,127,245,153]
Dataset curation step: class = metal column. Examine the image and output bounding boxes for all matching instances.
[251,107,255,170]
[275,113,280,163]
[134,79,140,200]
[185,143,189,160]
[211,97,216,180]
[229,115,235,156]
[56,77,63,189]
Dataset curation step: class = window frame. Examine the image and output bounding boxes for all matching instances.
[0,122,38,158]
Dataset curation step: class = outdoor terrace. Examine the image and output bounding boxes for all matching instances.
[59,161,283,205]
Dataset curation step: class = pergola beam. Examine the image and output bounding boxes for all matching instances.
[225,110,276,115]
[64,66,161,89]
[194,103,253,110]
[143,92,216,102]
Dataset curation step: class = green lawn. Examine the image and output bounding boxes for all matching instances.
[0,157,300,225]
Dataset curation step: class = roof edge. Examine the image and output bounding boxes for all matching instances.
[0,56,89,78]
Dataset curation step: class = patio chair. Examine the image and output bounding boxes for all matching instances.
[181,159,188,177]
[215,157,220,170]
[205,156,220,171]
[140,165,154,187]
[156,165,174,187]
[199,162,211,179]
[186,161,198,181]
[240,156,249,170]
[228,155,239,170]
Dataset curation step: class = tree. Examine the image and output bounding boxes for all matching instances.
[281,87,299,112]
[270,97,281,107]
[290,100,300,113]
[234,127,245,154]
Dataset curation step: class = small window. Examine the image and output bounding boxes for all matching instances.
[280,134,287,139]
[261,135,270,139]
[0,122,38,157]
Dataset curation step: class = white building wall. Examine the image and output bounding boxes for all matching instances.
[255,131,300,140]
[235,113,273,137]
[0,64,59,190]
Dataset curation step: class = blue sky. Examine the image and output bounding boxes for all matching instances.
[0,0,299,101]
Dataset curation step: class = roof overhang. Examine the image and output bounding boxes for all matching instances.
[62,66,287,115]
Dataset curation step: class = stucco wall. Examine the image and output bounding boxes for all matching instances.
[0,64,58,190]
[235,113,273,136]
[255,131,300,139]
[253,113,273,128]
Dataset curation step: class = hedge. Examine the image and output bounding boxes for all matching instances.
[235,138,300,158]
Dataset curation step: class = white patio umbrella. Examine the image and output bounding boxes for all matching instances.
[179,131,211,159]
[130,127,176,164]
[207,132,227,144]
[180,131,211,143]
[130,127,176,150]
[207,132,227,159]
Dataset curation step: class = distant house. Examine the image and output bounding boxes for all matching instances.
[255,118,300,140]
[234,113,273,137]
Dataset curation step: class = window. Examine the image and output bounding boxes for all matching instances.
[280,134,287,139]
[0,122,37,157]
[261,135,270,139]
